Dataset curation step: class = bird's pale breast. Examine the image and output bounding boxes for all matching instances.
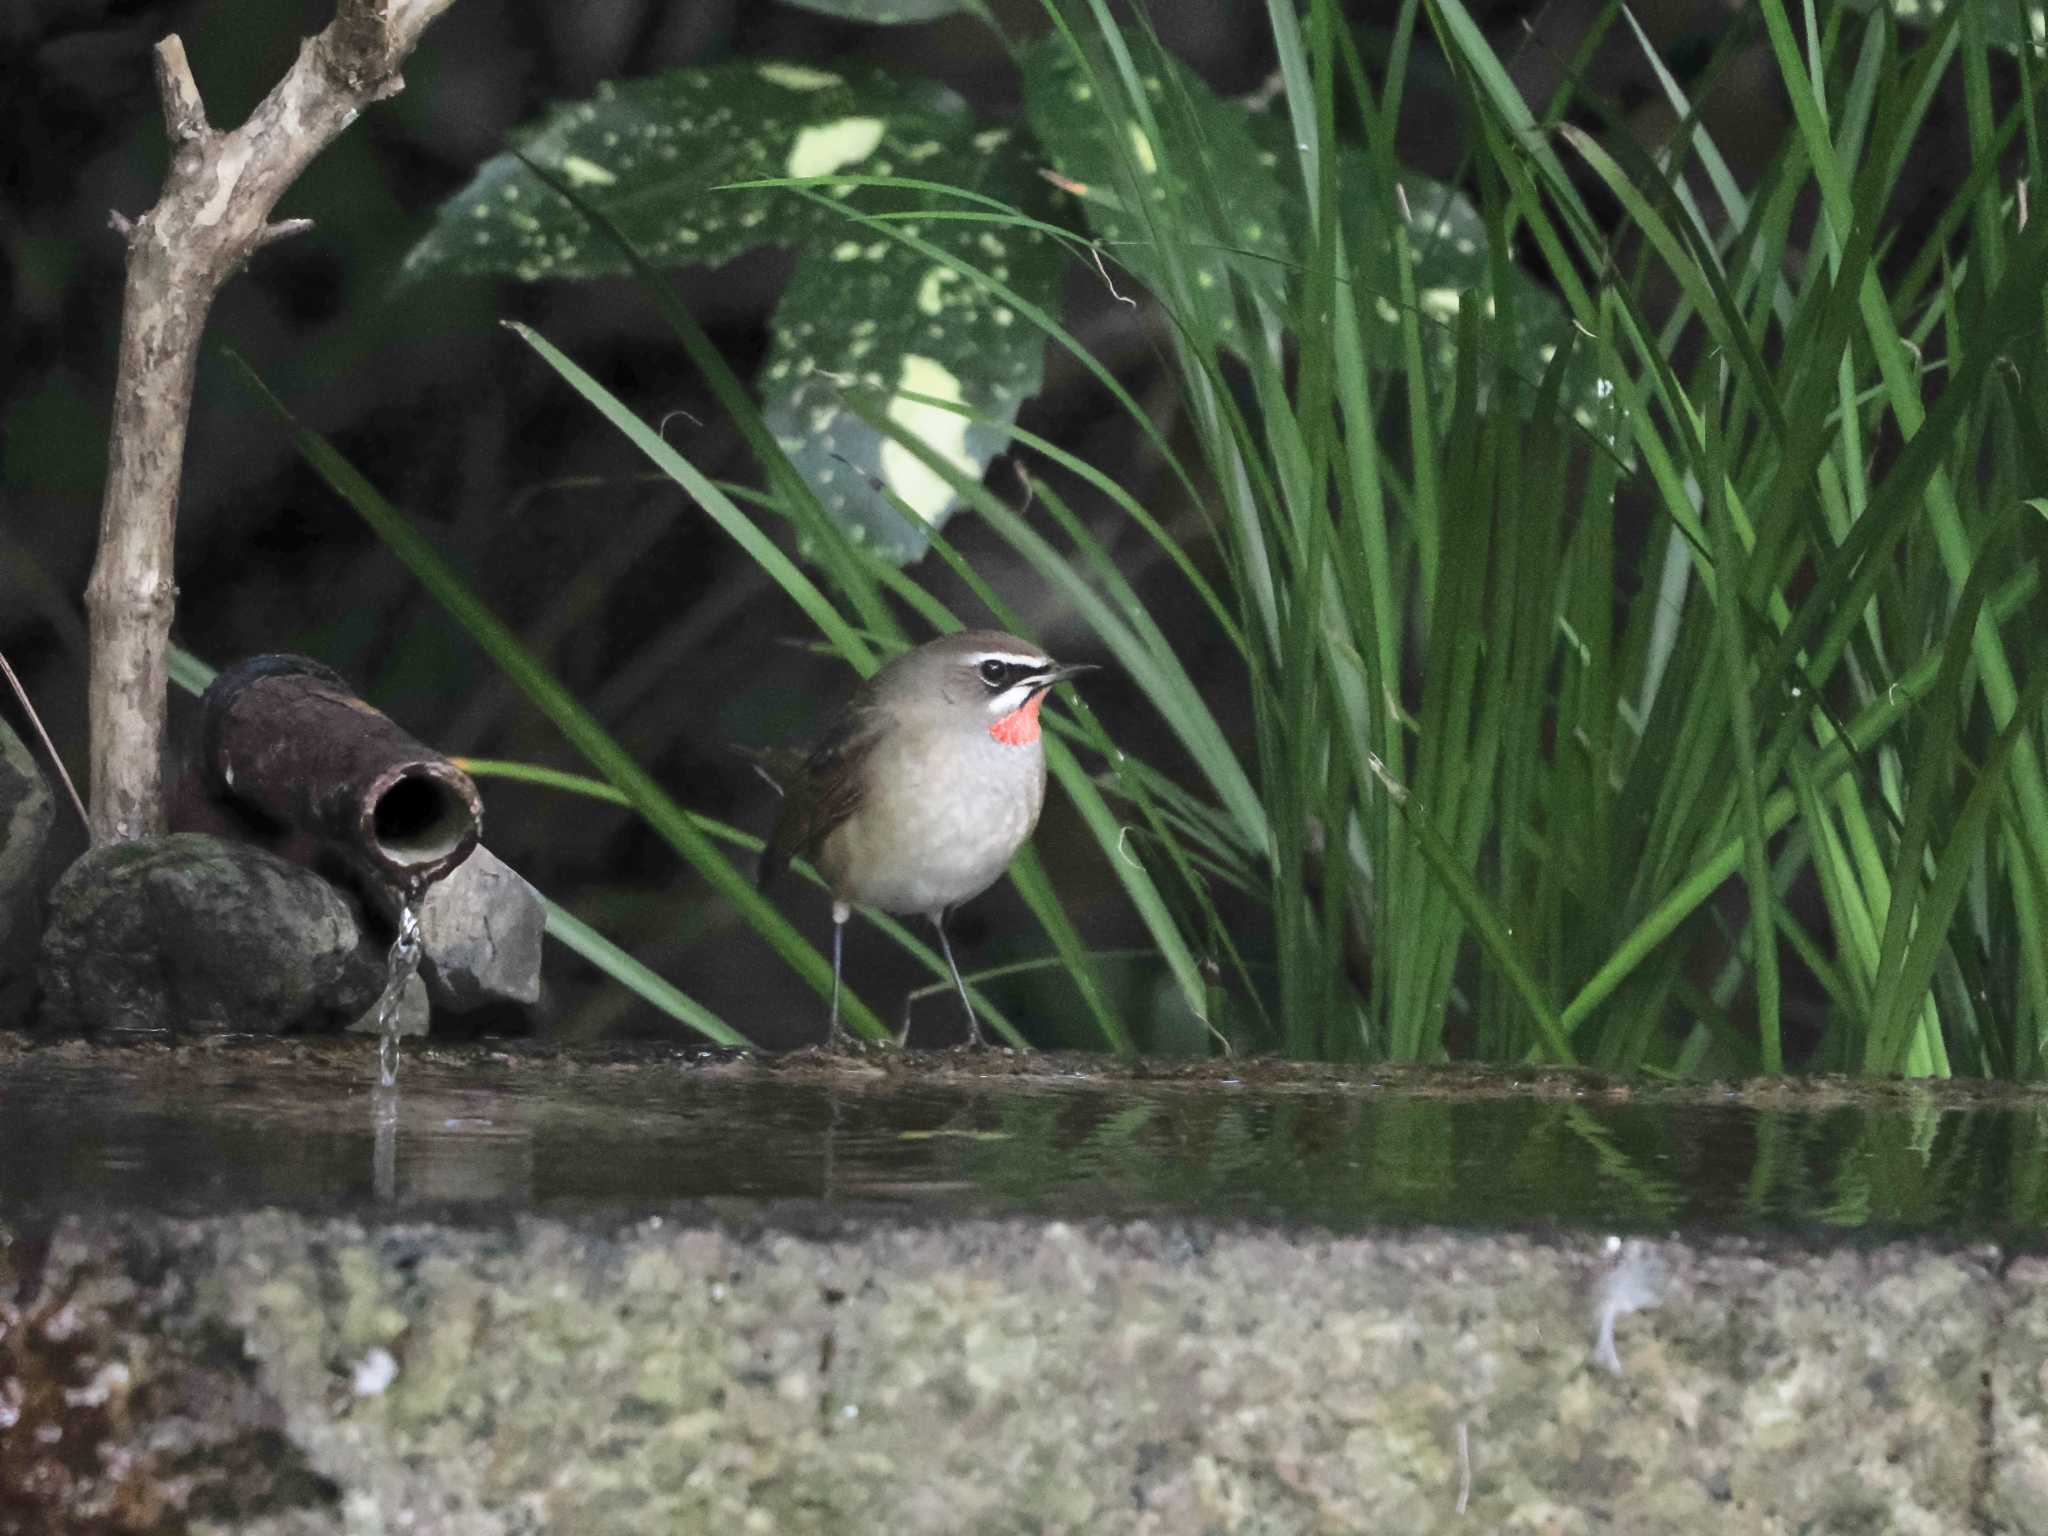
[820,723,1046,917]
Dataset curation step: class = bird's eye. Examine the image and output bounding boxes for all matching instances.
[978,659,1012,687]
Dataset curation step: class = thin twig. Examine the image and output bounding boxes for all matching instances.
[152,35,209,144]
[0,648,89,834]
[255,218,317,249]
[1011,457,1035,514]
[1091,244,1137,309]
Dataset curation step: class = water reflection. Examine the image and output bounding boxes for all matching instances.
[371,1083,399,1202]
[1,1046,2046,1237]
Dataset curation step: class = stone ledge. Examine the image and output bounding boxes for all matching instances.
[1,1209,2035,1534]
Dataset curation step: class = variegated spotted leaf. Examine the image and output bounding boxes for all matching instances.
[1016,32,1621,454]
[761,127,1062,561]
[403,62,970,280]
[1018,34,1293,339]
[405,60,1064,562]
[1351,165,1626,457]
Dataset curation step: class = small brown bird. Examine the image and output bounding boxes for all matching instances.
[756,630,1096,1048]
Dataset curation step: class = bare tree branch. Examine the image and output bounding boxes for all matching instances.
[151,35,210,145]
[255,218,318,250]
[85,0,461,844]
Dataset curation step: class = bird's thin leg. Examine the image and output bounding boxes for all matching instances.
[827,900,851,1050]
[932,910,983,1049]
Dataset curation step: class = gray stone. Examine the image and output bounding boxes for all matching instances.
[407,844,545,1013]
[0,1209,2023,1535]
[1994,1255,2048,1533]
[38,832,374,1037]
[0,717,55,1017]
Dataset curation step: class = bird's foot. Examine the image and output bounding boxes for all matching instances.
[822,1018,899,1057]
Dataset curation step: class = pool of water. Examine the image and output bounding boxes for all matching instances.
[4,1035,2047,1238]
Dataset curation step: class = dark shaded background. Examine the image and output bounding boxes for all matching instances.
[3,0,1796,1049]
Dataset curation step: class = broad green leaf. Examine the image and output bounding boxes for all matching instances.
[1352,167,1617,445]
[403,63,969,279]
[1018,32,1295,328]
[1017,32,1614,442]
[404,60,1062,560]
[760,156,1062,560]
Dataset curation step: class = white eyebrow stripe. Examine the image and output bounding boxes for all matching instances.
[966,651,1052,670]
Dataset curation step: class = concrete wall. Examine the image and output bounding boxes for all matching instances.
[4,1209,2043,1533]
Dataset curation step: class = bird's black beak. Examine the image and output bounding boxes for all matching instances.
[1033,661,1099,692]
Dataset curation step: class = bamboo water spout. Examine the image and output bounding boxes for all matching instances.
[200,654,482,890]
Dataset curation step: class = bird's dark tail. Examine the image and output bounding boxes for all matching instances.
[734,743,807,892]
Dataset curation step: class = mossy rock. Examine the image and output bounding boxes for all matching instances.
[38,832,372,1037]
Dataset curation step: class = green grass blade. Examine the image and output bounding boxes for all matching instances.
[228,350,893,1045]
[460,756,1032,1048]
[501,321,873,668]
[1703,396,1782,1070]
[540,898,752,1049]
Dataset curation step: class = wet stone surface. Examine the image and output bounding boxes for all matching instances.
[4,1036,2048,1532]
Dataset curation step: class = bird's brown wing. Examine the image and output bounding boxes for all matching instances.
[756,700,886,893]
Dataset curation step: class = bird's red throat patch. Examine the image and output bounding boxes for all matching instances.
[989,691,1045,746]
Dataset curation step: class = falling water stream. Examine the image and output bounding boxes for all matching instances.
[376,900,424,1090]
[370,897,424,1201]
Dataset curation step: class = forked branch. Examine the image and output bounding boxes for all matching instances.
[85,0,461,843]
